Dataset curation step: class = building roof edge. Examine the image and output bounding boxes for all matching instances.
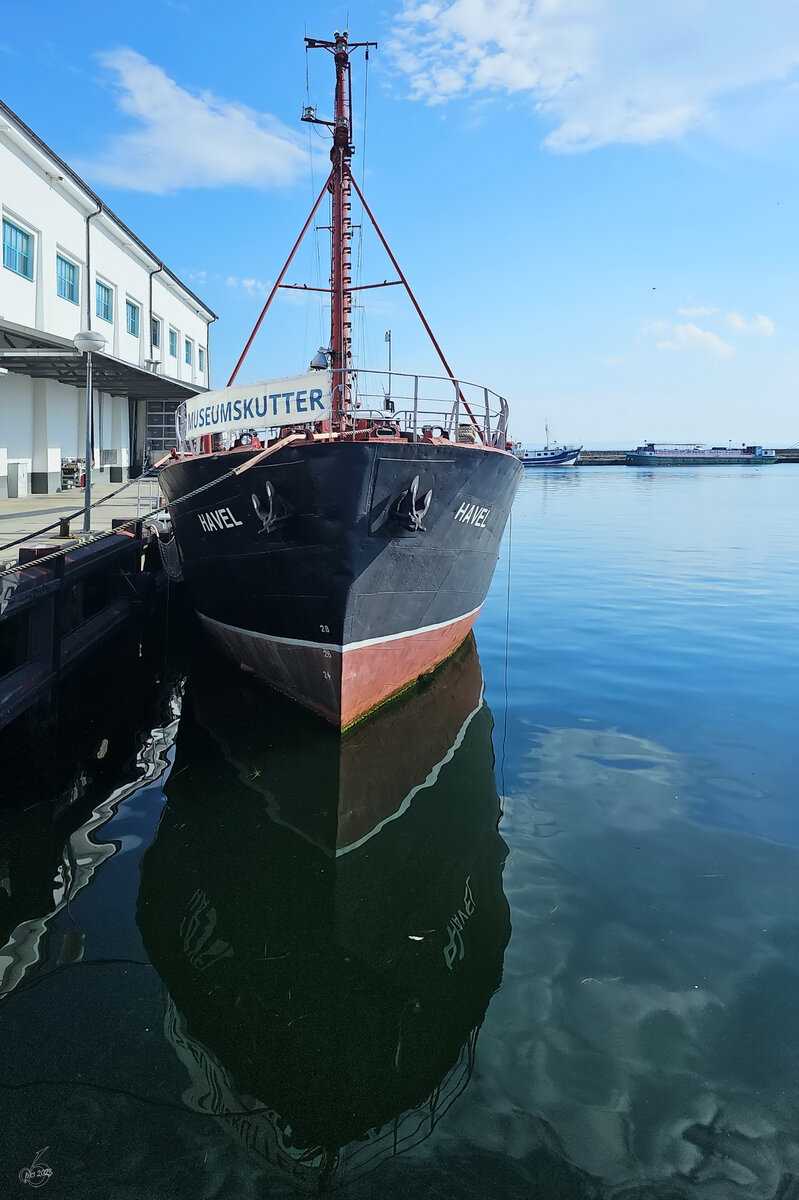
[0,97,218,322]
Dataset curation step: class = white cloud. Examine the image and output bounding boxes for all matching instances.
[388,1,799,151]
[726,311,775,335]
[227,276,270,298]
[677,306,717,317]
[78,49,307,193]
[673,322,734,356]
[646,320,734,356]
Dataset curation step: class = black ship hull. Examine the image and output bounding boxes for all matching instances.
[159,439,521,728]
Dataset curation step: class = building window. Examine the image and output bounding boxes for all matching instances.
[126,299,140,337]
[145,399,181,457]
[198,346,205,373]
[96,280,113,322]
[56,254,79,304]
[3,219,33,279]
[151,317,161,349]
[185,338,193,366]
[168,328,178,358]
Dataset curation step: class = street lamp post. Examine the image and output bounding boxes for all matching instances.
[73,330,106,533]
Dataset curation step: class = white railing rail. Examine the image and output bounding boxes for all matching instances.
[136,473,162,517]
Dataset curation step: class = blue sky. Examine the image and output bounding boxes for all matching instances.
[4,0,799,445]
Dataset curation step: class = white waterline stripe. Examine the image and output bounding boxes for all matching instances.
[198,605,482,653]
[335,685,485,858]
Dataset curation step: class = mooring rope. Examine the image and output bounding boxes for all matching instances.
[0,464,240,581]
[500,505,513,806]
[0,478,140,554]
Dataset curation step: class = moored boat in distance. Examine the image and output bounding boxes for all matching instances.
[512,423,581,467]
[626,442,778,466]
[512,442,581,467]
[157,32,522,730]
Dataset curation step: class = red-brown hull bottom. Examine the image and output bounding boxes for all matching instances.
[200,608,480,730]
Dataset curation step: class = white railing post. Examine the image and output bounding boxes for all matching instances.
[412,374,419,441]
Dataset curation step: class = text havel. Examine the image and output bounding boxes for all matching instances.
[444,876,476,969]
[197,507,243,533]
[455,500,491,528]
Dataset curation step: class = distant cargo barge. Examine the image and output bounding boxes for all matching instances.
[626,442,778,466]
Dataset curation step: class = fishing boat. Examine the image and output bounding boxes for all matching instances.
[157,31,522,731]
[512,425,581,467]
[626,442,778,466]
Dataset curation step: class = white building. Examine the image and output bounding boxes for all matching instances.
[0,98,216,498]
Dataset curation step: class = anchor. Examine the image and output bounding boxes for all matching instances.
[252,481,278,534]
[391,475,432,532]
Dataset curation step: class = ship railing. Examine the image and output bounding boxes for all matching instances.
[346,368,510,446]
[135,473,161,517]
[173,368,511,454]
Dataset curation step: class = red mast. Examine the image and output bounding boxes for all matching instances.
[330,33,351,417]
[230,32,485,439]
[305,32,376,425]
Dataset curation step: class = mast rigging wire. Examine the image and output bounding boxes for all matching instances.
[353,42,370,369]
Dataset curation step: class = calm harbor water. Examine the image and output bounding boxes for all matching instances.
[1,465,798,1199]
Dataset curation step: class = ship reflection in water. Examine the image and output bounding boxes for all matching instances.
[137,634,510,1191]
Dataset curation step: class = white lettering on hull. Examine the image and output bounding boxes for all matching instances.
[454,501,491,528]
[444,876,476,969]
[197,506,244,533]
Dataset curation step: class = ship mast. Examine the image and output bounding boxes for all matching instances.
[304,32,376,424]
[229,32,485,441]
[330,32,352,415]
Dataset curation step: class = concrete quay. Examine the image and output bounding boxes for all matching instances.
[0,476,167,732]
[0,476,163,568]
